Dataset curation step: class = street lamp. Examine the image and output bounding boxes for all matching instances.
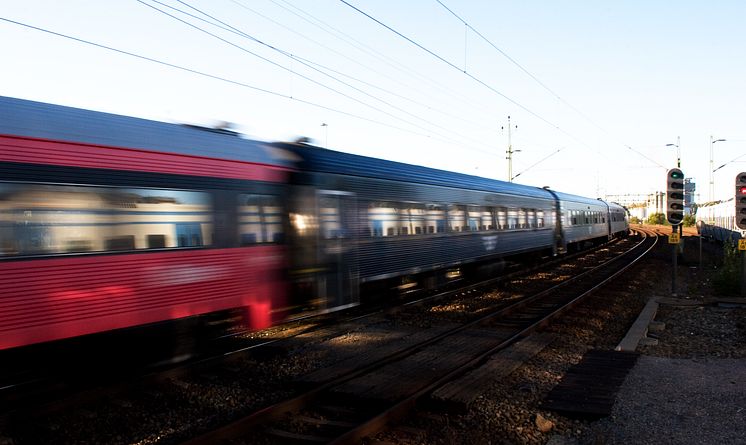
[709,136,727,203]
[665,136,681,168]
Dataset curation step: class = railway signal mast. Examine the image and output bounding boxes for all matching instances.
[735,173,746,297]
[735,172,746,230]
[666,168,685,296]
[666,168,685,225]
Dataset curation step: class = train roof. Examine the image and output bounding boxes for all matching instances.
[0,96,288,167]
[552,191,619,208]
[274,142,555,200]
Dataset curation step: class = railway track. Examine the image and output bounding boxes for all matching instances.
[178,229,657,445]
[0,234,628,419]
[3,231,654,443]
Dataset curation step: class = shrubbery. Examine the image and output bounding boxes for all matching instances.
[639,212,696,226]
[713,241,740,295]
[645,213,666,225]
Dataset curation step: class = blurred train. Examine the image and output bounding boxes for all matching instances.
[696,199,744,243]
[0,96,629,353]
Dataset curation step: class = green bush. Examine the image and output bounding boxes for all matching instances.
[629,216,642,225]
[713,242,740,295]
[645,213,667,225]
[682,214,696,227]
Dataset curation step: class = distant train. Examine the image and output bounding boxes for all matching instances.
[0,96,629,352]
[696,198,744,243]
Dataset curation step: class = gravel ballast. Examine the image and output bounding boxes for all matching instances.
[589,356,746,445]
[372,229,746,445]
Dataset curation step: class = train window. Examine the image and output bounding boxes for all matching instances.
[496,207,507,230]
[571,210,577,226]
[536,210,545,228]
[368,201,399,237]
[177,223,204,247]
[448,205,466,232]
[518,209,528,229]
[527,209,537,228]
[507,208,518,230]
[466,206,481,231]
[426,204,446,234]
[239,195,284,244]
[148,234,167,249]
[106,235,136,250]
[0,183,212,257]
[400,204,427,236]
[318,196,345,239]
[480,208,494,230]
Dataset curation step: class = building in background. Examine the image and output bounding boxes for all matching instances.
[604,177,696,222]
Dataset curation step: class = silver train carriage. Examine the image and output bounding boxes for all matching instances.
[275,142,629,311]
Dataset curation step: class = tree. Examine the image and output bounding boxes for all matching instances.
[645,213,666,225]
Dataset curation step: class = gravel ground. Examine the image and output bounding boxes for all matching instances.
[371,228,746,445]
[587,356,746,445]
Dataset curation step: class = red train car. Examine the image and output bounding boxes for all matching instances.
[0,96,291,351]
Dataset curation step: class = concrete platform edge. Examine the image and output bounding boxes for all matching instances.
[615,297,659,352]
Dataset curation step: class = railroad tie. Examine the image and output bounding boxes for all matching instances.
[542,349,639,419]
[430,332,556,412]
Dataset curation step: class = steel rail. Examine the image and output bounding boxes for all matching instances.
[179,231,651,445]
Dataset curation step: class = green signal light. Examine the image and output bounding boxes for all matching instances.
[670,171,684,179]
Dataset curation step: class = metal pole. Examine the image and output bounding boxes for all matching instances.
[709,135,714,204]
[742,246,746,299]
[699,235,702,270]
[507,116,513,182]
[672,225,677,297]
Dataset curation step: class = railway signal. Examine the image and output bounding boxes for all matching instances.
[736,172,746,230]
[666,168,685,225]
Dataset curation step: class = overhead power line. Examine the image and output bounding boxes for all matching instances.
[337,0,571,137]
[231,0,497,134]
[433,0,664,169]
[141,0,497,152]
[268,0,499,118]
[0,16,470,144]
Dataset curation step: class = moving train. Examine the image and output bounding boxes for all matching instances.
[0,96,629,353]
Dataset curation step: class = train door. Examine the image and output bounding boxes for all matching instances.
[317,191,359,309]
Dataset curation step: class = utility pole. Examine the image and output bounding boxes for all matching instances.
[502,116,519,182]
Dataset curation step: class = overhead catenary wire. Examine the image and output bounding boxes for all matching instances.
[337,0,570,137]
[336,0,627,182]
[268,0,500,118]
[0,16,481,147]
[230,0,497,134]
[138,0,499,153]
[433,0,665,170]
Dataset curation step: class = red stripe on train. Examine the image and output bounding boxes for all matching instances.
[0,135,288,182]
[0,247,287,350]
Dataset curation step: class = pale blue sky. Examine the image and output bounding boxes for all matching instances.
[2,0,745,201]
